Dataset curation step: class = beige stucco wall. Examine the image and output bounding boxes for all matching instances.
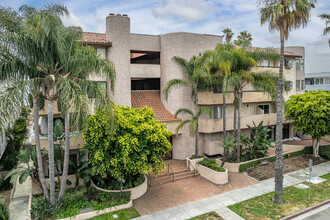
[130,34,160,51]
[159,32,222,159]
[106,14,131,106]
[130,64,160,78]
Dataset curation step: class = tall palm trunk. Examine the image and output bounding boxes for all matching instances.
[273,38,285,204]
[194,94,199,158]
[221,93,227,167]
[236,91,242,162]
[234,108,237,133]
[33,95,49,202]
[59,112,70,203]
[48,87,56,205]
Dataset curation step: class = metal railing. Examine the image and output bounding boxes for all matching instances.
[187,159,197,177]
[168,164,175,182]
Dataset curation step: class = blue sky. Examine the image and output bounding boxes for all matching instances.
[1,0,329,73]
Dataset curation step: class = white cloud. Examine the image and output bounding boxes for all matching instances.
[61,12,87,30]
[153,0,217,21]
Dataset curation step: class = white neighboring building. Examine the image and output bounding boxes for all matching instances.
[305,72,330,91]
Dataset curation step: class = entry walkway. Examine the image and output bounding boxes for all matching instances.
[133,161,330,220]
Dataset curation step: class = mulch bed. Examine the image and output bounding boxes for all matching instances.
[247,155,329,181]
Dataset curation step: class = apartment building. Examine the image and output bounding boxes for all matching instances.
[36,14,305,160]
[305,72,330,91]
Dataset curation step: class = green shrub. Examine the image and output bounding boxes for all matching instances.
[189,154,205,160]
[0,110,28,171]
[30,187,131,219]
[0,203,9,220]
[83,106,172,180]
[198,158,226,172]
[95,173,145,190]
[0,175,12,191]
[239,146,313,172]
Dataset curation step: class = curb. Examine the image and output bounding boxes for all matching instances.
[281,199,330,220]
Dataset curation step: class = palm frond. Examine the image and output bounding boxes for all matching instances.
[163,78,189,100]
[196,106,212,119]
[174,108,194,118]
[175,120,191,135]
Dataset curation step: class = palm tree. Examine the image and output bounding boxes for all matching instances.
[175,107,212,157]
[0,4,115,205]
[319,14,330,46]
[163,55,210,158]
[56,30,115,203]
[234,31,252,47]
[204,44,233,153]
[0,4,70,203]
[222,28,234,44]
[258,0,316,204]
[224,47,278,162]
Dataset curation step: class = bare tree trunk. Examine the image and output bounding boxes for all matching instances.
[59,113,70,203]
[313,138,320,157]
[236,91,242,162]
[33,95,49,202]
[273,38,285,204]
[48,88,56,206]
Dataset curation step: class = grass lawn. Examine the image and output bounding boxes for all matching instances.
[228,173,330,220]
[187,211,223,220]
[89,208,140,220]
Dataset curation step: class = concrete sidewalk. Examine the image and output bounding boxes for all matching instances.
[134,161,330,220]
[9,172,32,220]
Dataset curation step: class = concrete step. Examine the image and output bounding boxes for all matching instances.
[150,170,199,187]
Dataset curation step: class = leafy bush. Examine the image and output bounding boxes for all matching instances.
[83,106,172,180]
[31,187,130,219]
[0,175,12,191]
[198,158,226,172]
[94,173,145,190]
[0,109,29,171]
[241,121,273,161]
[189,154,205,160]
[239,146,313,172]
[0,203,9,220]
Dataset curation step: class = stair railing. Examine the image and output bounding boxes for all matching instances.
[187,159,197,177]
[168,164,175,182]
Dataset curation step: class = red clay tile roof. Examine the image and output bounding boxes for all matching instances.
[81,32,112,45]
[131,90,181,123]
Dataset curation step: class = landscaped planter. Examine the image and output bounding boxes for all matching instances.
[216,146,312,172]
[196,164,228,185]
[91,175,147,200]
[58,200,133,220]
[186,157,204,171]
[215,159,243,173]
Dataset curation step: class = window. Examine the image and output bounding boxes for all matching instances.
[286,81,293,90]
[130,51,160,64]
[325,77,329,85]
[296,80,300,91]
[262,59,270,67]
[131,78,160,90]
[213,87,222,93]
[315,78,324,85]
[258,104,270,114]
[301,80,305,90]
[306,78,314,85]
[300,59,304,71]
[296,59,300,70]
[285,59,293,69]
[213,106,222,119]
[88,81,107,98]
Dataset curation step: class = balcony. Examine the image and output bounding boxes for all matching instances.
[199,113,282,133]
[39,100,61,116]
[198,91,273,105]
[31,134,84,151]
[130,64,160,78]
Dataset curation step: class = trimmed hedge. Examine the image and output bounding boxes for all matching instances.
[198,158,226,172]
[239,146,313,172]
